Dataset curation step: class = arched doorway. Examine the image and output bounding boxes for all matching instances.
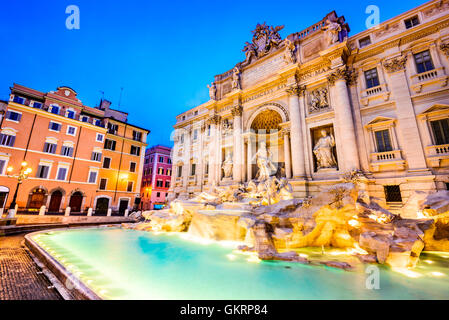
[248,108,285,180]
[28,188,47,210]
[69,191,83,213]
[95,197,109,215]
[0,186,9,215]
[48,190,63,213]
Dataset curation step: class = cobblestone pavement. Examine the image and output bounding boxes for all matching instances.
[0,234,62,300]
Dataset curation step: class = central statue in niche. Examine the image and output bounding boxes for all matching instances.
[313,129,337,170]
[252,141,277,181]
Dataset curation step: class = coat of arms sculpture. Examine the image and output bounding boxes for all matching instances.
[242,22,285,65]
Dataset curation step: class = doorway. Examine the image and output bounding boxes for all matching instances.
[69,191,83,213]
[28,188,47,210]
[48,190,63,213]
[0,186,9,216]
[95,197,109,215]
[119,199,129,215]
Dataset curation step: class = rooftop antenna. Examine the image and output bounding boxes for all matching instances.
[99,90,105,107]
[118,87,124,107]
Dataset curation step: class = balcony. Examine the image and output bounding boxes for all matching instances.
[425,144,449,167]
[360,83,390,106]
[369,150,406,172]
[410,68,448,93]
[188,175,197,185]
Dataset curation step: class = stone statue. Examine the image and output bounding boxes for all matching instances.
[313,129,337,169]
[222,119,233,136]
[207,82,217,100]
[268,25,284,48]
[252,141,277,181]
[322,19,341,46]
[284,39,296,63]
[243,41,257,64]
[232,67,241,90]
[222,152,233,178]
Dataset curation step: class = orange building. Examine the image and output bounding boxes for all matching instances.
[0,84,149,217]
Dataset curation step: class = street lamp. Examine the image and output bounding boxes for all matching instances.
[6,161,32,218]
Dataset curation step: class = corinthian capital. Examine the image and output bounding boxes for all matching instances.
[440,43,449,57]
[231,105,243,117]
[207,114,221,125]
[285,84,306,96]
[328,67,350,86]
[383,56,407,73]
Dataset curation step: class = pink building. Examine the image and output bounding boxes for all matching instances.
[141,145,172,210]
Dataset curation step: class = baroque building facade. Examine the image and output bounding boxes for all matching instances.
[169,0,449,212]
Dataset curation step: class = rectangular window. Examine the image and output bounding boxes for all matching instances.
[177,166,182,178]
[6,111,22,122]
[56,167,68,181]
[180,134,184,144]
[81,116,89,122]
[384,185,402,203]
[193,129,198,140]
[130,145,141,156]
[191,163,196,176]
[127,181,133,192]
[96,133,104,142]
[430,119,449,145]
[205,163,209,175]
[33,102,42,109]
[36,165,50,179]
[414,50,434,74]
[13,96,25,104]
[91,152,102,162]
[159,156,164,163]
[49,122,61,132]
[66,110,75,119]
[207,125,211,136]
[61,146,74,157]
[0,159,5,174]
[99,178,107,190]
[66,126,76,136]
[364,68,380,89]
[130,162,136,173]
[132,130,142,142]
[156,192,161,197]
[166,169,171,176]
[375,130,393,153]
[165,181,170,188]
[404,16,420,29]
[156,180,163,187]
[88,171,98,183]
[103,157,111,169]
[43,142,57,154]
[107,123,118,134]
[0,134,15,147]
[167,158,172,164]
[158,167,164,175]
[50,105,60,115]
[359,36,371,48]
[104,139,116,151]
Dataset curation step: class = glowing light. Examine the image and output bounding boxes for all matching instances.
[431,272,445,277]
[25,168,32,174]
[348,219,360,227]
[392,267,421,278]
[424,260,434,264]
[6,166,13,172]
[299,253,308,258]
[226,254,237,261]
[368,214,389,224]
[247,255,261,263]
[119,173,129,180]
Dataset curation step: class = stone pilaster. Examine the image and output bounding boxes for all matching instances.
[282,128,292,179]
[207,115,221,185]
[383,55,428,173]
[328,67,360,172]
[286,84,306,178]
[232,105,243,182]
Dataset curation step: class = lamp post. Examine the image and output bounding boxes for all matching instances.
[6,161,32,218]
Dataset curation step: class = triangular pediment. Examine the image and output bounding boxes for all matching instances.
[366,116,396,126]
[420,104,449,115]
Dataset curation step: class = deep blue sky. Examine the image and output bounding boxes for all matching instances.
[0,0,426,146]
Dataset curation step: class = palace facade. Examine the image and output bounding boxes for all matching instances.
[169,0,449,212]
[0,84,149,216]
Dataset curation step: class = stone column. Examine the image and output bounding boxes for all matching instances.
[207,115,221,185]
[182,128,191,188]
[247,135,253,181]
[282,129,292,179]
[329,67,360,171]
[232,105,243,183]
[286,85,306,178]
[383,56,428,172]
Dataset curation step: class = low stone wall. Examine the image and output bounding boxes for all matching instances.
[15,215,132,225]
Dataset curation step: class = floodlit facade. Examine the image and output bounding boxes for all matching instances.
[0,84,149,216]
[141,145,172,210]
[169,0,449,213]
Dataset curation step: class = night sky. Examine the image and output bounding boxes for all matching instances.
[0,0,427,146]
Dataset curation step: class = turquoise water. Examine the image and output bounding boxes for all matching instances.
[32,228,449,300]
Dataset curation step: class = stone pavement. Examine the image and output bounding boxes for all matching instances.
[0,234,62,300]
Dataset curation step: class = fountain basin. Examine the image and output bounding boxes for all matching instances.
[26,227,449,300]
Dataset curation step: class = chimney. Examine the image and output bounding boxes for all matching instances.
[99,99,111,110]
